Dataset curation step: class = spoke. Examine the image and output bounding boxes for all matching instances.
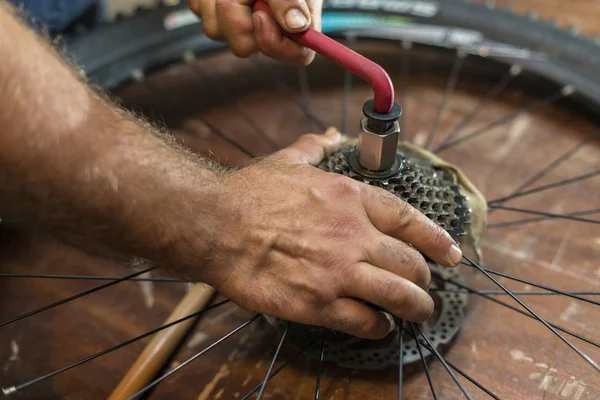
[256,321,291,400]
[489,170,600,205]
[0,267,154,327]
[1,300,230,394]
[445,360,500,400]
[488,208,600,228]
[241,334,322,400]
[409,323,437,400]
[0,272,188,283]
[463,255,600,373]
[398,319,404,400]
[259,59,327,131]
[441,360,500,400]
[186,62,279,150]
[437,66,518,150]
[399,41,411,140]
[314,329,326,400]
[431,271,600,349]
[489,204,600,225]
[459,262,600,307]
[200,116,256,157]
[401,326,501,400]
[298,67,315,131]
[342,68,352,134]
[142,80,255,158]
[127,314,260,400]
[414,324,473,399]
[433,288,600,296]
[436,86,571,153]
[425,51,465,150]
[487,132,598,213]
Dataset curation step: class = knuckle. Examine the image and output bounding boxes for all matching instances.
[214,0,231,12]
[379,239,429,289]
[354,315,379,337]
[414,295,435,323]
[319,308,349,333]
[420,263,432,290]
[392,199,415,229]
[380,278,405,307]
[230,41,257,57]
[290,297,316,320]
[330,175,361,198]
[408,252,430,289]
[309,284,337,307]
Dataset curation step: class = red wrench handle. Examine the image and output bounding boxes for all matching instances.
[253,0,395,114]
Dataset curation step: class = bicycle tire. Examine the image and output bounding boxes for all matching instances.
[64,0,600,111]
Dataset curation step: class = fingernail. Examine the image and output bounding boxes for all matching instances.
[382,312,395,335]
[448,243,463,266]
[285,8,309,29]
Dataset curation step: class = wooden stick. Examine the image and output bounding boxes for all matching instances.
[108,284,215,400]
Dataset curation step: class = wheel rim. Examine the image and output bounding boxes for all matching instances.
[1,11,599,400]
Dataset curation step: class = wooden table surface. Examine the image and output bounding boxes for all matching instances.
[1,1,599,399]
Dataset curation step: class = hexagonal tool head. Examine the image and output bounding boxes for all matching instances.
[358,118,400,171]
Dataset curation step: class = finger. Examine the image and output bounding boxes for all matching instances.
[342,262,434,323]
[319,298,395,339]
[268,0,311,32]
[190,0,224,40]
[253,10,315,65]
[361,186,462,267]
[365,234,431,290]
[273,127,341,165]
[306,0,323,32]
[215,0,258,57]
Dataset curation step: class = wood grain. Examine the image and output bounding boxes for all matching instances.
[107,285,215,400]
[1,2,599,399]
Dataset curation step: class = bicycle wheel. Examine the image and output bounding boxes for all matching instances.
[1,1,599,399]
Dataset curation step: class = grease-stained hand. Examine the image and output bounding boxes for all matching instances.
[188,0,322,65]
[193,128,463,339]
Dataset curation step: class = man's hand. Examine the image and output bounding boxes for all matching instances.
[188,0,322,65]
[0,4,461,341]
[190,129,463,339]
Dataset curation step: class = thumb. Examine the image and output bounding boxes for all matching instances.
[274,127,341,165]
[268,0,312,32]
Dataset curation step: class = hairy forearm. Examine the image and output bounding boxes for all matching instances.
[0,4,223,273]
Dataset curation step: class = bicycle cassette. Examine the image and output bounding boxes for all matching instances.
[319,144,470,240]
[265,138,487,370]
